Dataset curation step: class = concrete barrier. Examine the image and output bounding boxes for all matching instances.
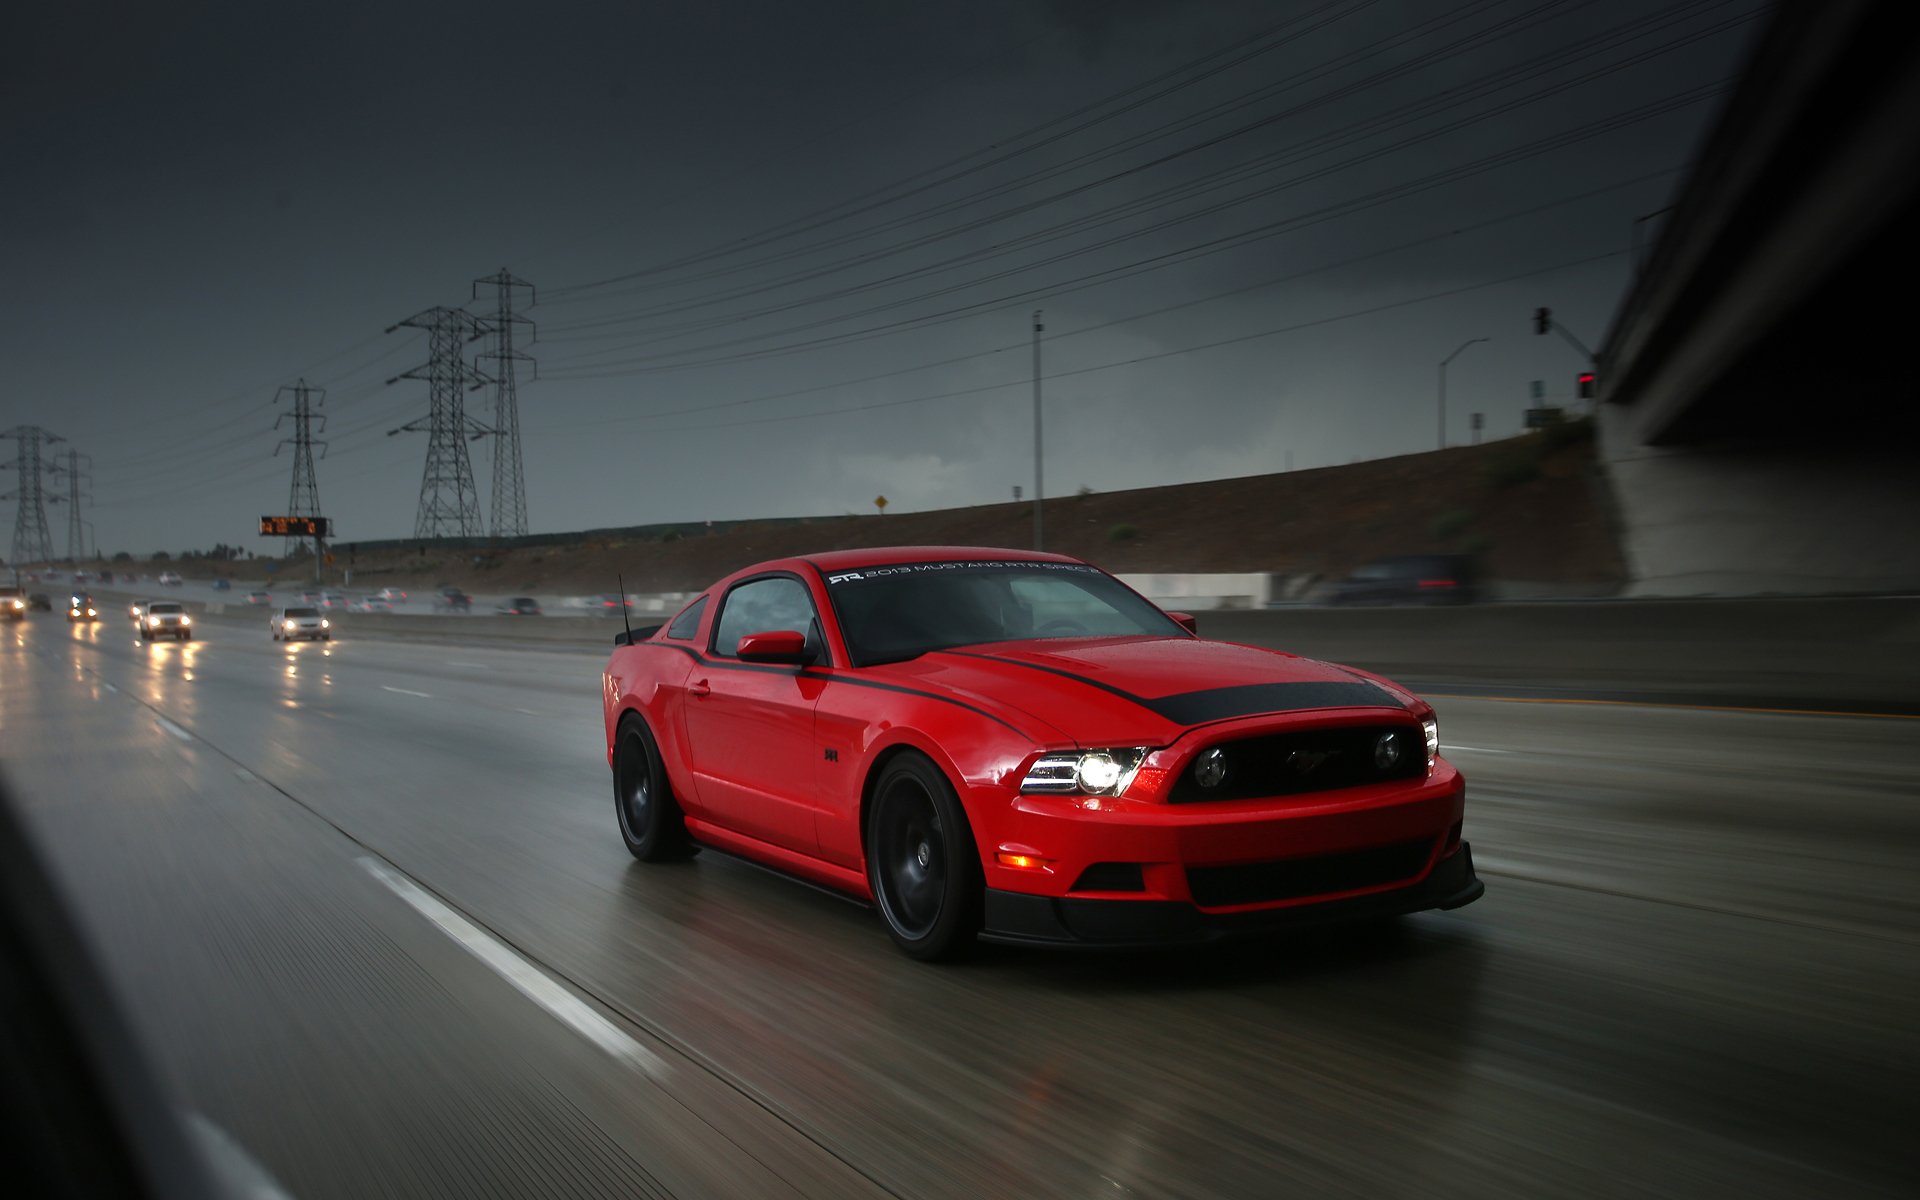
[166,590,1920,711]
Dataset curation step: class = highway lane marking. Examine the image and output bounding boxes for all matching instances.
[155,716,194,743]
[513,707,542,717]
[447,660,486,668]
[1447,744,1515,754]
[356,856,668,1079]
[380,685,433,698]
[102,682,118,693]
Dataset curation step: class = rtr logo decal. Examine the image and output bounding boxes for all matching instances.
[827,571,865,584]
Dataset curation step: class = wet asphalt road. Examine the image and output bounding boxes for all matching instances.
[2,612,1915,1199]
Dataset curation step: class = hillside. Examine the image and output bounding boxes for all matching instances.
[250,424,1623,594]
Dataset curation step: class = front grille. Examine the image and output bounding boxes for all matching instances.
[1168,724,1424,803]
[1186,839,1432,907]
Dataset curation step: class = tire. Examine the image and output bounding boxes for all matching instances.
[866,753,982,961]
[612,714,691,861]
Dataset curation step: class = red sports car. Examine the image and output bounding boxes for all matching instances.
[602,547,1482,959]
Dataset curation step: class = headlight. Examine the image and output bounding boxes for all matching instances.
[284,619,296,629]
[181,616,191,626]
[1422,717,1438,767]
[1020,748,1148,797]
[320,618,329,628]
[86,608,96,616]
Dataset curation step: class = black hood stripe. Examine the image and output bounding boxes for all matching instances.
[943,650,1398,726]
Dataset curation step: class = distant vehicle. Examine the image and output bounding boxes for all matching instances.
[349,597,391,613]
[297,590,321,604]
[271,606,329,642]
[157,571,182,587]
[0,585,25,620]
[138,601,190,641]
[67,593,100,622]
[497,597,542,616]
[28,593,52,612]
[374,587,409,603]
[210,578,231,591]
[318,593,348,609]
[1322,555,1480,606]
[71,571,92,585]
[433,589,472,613]
[127,600,149,622]
[120,573,138,583]
[41,570,61,582]
[244,590,272,606]
[594,593,632,616]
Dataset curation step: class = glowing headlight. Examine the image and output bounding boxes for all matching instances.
[320,618,329,628]
[284,619,296,629]
[1422,717,1438,767]
[1020,748,1148,797]
[180,616,191,626]
[70,608,80,616]
[86,608,96,616]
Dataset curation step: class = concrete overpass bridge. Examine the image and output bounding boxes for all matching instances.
[1595,0,1920,595]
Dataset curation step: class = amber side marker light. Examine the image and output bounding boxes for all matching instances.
[995,852,1052,870]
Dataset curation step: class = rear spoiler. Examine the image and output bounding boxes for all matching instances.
[614,624,662,647]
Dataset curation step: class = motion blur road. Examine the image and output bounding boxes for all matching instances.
[3,610,1915,1198]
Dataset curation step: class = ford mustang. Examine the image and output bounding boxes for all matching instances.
[602,547,1482,959]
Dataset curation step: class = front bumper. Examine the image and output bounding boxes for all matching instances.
[981,843,1483,948]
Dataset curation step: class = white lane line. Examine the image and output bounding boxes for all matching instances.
[512,707,542,717]
[102,682,119,694]
[1448,745,1515,754]
[155,716,194,743]
[381,685,432,698]
[356,857,667,1077]
[233,768,257,783]
[447,660,486,668]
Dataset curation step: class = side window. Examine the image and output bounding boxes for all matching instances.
[665,595,708,641]
[712,577,816,658]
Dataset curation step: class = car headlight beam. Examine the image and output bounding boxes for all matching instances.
[1020,748,1148,797]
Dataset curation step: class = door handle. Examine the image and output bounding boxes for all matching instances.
[687,679,711,697]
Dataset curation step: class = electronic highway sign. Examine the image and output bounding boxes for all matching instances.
[260,515,332,537]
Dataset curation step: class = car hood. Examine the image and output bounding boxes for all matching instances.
[876,636,1413,745]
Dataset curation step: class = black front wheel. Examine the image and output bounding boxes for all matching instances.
[866,754,981,961]
[613,715,691,861]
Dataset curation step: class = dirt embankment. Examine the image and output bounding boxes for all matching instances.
[213,426,1623,595]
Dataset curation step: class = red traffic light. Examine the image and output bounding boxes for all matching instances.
[1577,372,1596,399]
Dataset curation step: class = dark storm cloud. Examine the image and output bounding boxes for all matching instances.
[0,0,1760,555]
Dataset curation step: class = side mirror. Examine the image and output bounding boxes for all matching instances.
[1167,611,1199,636]
[736,629,811,664]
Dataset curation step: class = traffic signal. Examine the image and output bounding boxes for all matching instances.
[1533,307,1552,335]
[1577,372,1596,399]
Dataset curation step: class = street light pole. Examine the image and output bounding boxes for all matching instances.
[1438,337,1489,450]
[1032,309,1044,551]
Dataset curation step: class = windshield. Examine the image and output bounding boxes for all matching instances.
[147,603,183,614]
[824,559,1183,666]
[284,607,319,618]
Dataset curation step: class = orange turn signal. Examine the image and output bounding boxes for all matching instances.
[995,852,1052,870]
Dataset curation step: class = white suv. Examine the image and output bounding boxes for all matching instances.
[158,571,183,587]
[272,606,330,642]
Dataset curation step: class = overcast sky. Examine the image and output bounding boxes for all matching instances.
[1,0,1762,556]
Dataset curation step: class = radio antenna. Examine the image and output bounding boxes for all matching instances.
[617,572,634,643]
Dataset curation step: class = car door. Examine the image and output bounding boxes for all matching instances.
[680,574,826,853]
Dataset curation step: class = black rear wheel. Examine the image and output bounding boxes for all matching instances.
[867,754,981,961]
[613,715,691,861]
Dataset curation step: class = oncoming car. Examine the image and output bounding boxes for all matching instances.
[602,547,1482,960]
[139,601,191,641]
[0,585,24,620]
[272,606,329,642]
[67,593,100,622]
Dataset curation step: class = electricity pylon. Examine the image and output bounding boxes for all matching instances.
[473,269,536,538]
[274,380,328,555]
[1,425,63,566]
[387,307,493,538]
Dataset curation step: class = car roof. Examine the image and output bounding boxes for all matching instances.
[794,545,1085,573]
